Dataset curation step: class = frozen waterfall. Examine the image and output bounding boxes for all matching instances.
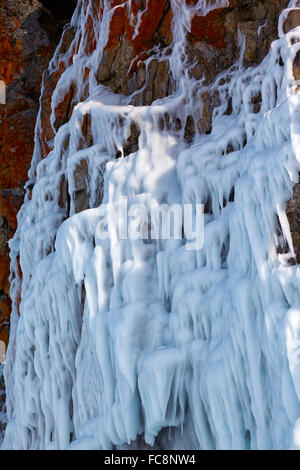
[2,0,300,450]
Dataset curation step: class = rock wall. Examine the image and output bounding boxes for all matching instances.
[0,0,76,347]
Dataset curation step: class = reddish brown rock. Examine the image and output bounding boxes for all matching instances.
[188,3,232,49]
[73,159,90,214]
[188,0,289,76]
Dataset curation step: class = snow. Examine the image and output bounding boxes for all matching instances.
[2,0,300,450]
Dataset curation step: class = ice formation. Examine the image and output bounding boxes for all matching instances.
[3,0,300,450]
[0,365,6,445]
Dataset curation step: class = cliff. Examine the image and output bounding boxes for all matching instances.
[2,0,300,450]
[2,0,298,346]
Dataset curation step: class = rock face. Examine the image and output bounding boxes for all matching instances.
[36,0,291,170]
[286,179,300,264]
[0,0,76,347]
[96,0,173,104]
[0,365,6,442]
[286,8,300,263]
[94,0,290,105]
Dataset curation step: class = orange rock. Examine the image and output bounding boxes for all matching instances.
[0,0,292,352]
[189,7,230,49]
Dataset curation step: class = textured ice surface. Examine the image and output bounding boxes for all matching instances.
[3,0,300,449]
